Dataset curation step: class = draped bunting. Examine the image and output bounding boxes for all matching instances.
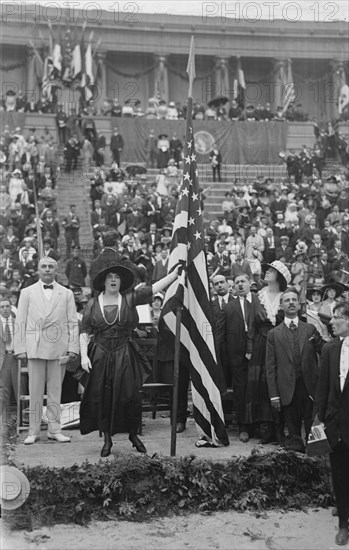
[0,112,27,133]
[110,119,287,165]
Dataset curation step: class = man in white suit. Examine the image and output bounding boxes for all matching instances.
[14,257,79,444]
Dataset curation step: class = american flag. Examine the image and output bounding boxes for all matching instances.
[159,40,229,447]
[282,59,296,114]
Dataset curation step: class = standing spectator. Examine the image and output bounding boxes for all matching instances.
[263,227,277,264]
[81,137,94,173]
[275,235,293,265]
[64,137,80,173]
[157,134,170,169]
[0,296,19,432]
[56,104,68,145]
[245,261,291,444]
[62,204,80,259]
[110,127,124,166]
[210,241,231,278]
[170,132,183,168]
[94,132,106,167]
[266,288,324,447]
[145,129,157,169]
[216,273,260,442]
[152,247,169,282]
[14,256,79,444]
[315,302,349,547]
[65,244,87,288]
[209,144,222,182]
[42,210,60,250]
[42,238,60,262]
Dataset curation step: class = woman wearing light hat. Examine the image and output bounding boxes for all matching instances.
[80,251,179,457]
[244,260,291,444]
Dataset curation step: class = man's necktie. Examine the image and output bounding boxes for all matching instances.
[243,297,250,324]
[289,321,297,332]
[5,319,12,345]
[44,284,53,290]
[220,297,226,310]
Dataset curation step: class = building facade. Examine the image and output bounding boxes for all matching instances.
[1,5,348,122]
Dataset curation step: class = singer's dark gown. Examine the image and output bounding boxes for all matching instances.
[79,287,152,436]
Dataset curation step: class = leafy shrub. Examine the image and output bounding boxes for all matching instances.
[3,450,333,531]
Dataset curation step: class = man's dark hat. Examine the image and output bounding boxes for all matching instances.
[154,241,165,249]
[90,249,134,292]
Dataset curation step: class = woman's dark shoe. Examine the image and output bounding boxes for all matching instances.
[129,434,147,454]
[101,442,113,457]
[259,424,277,445]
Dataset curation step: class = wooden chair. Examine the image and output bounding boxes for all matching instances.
[136,336,173,435]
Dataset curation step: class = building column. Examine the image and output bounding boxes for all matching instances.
[26,47,38,102]
[330,59,346,119]
[154,55,169,102]
[272,58,288,111]
[96,50,108,111]
[215,57,230,98]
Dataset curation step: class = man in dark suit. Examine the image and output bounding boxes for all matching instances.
[315,302,349,546]
[110,127,124,166]
[143,223,161,248]
[263,227,278,264]
[216,273,259,442]
[266,288,324,446]
[0,297,18,432]
[275,235,294,265]
[230,253,253,279]
[210,274,236,427]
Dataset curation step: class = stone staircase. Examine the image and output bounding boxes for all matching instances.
[55,163,93,286]
[53,157,346,277]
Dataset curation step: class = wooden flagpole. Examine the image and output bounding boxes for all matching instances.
[170,306,182,457]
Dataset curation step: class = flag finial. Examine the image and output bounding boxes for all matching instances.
[186,36,196,98]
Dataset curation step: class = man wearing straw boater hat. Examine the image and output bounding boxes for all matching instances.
[14,256,79,445]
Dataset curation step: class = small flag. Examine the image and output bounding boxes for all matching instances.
[282,59,296,114]
[186,36,196,97]
[234,57,246,109]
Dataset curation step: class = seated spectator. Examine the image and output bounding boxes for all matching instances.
[228,100,242,120]
[121,99,135,117]
[157,99,168,119]
[245,105,256,121]
[262,103,274,120]
[274,106,285,120]
[166,101,178,120]
[205,105,216,120]
[111,98,122,117]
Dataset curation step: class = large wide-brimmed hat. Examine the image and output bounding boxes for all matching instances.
[262,260,291,291]
[321,282,347,299]
[90,249,134,292]
[306,285,325,301]
[0,465,30,510]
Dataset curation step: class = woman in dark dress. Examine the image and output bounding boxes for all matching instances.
[244,260,291,443]
[80,253,179,457]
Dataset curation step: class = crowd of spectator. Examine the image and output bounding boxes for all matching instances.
[3,86,348,125]
[1,117,349,309]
